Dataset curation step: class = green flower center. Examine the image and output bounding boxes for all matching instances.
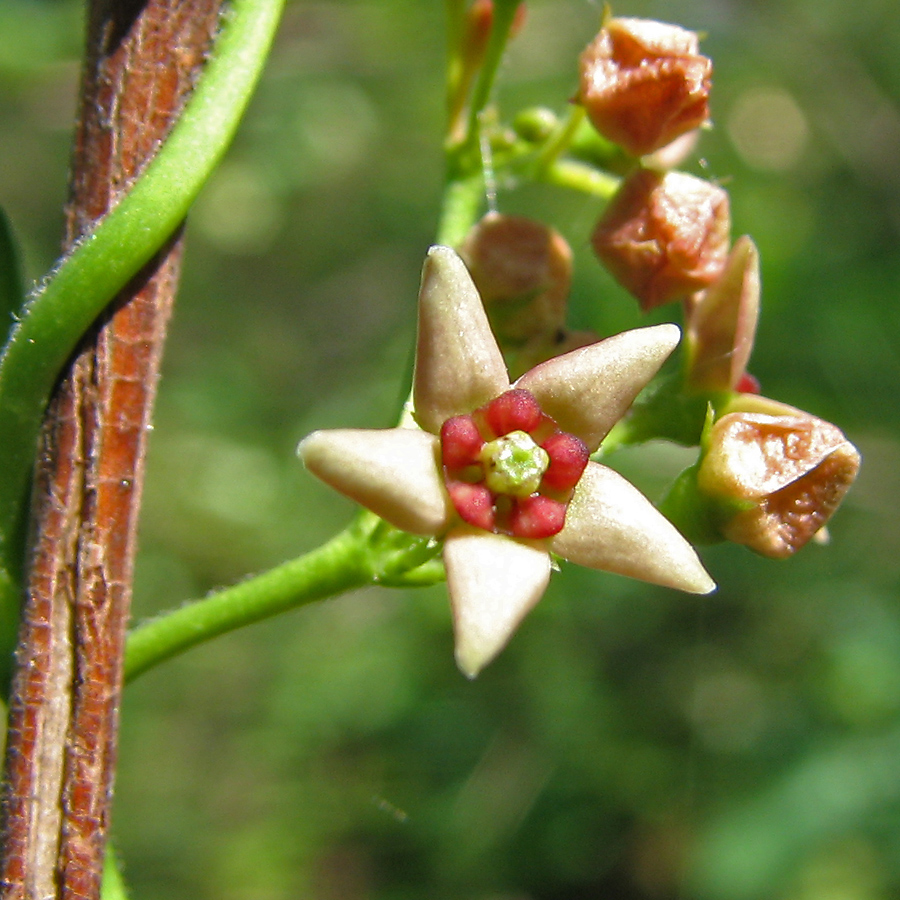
[479,430,550,497]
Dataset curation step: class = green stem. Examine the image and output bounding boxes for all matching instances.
[463,0,521,146]
[125,525,370,682]
[444,0,468,136]
[438,0,523,246]
[533,105,586,175]
[0,0,285,622]
[435,168,484,247]
[539,158,620,199]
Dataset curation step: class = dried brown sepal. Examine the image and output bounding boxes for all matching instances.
[459,212,573,344]
[592,169,731,310]
[698,412,861,558]
[576,17,712,158]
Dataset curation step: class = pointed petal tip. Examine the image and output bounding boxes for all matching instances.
[682,565,717,596]
[657,543,716,595]
[455,646,484,680]
[444,528,551,680]
[296,430,327,464]
[422,244,471,288]
[646,321,682,353]
[426,244,458,263]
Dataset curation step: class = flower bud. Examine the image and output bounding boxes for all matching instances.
[684,235,760,392]
[697,409,860,558]
[513,106,559,144]
[576,17,712,158]
[509,328,600,379]
[592,169,731,310]
[459,213,573,344]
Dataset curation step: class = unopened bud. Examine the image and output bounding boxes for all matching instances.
[592,169,731,310]
[510,328,600,379]
[576,17,712,158]
[697,410,860,558]
[459,213,572,344]
[684,235,760,392]
[513,106,559,143]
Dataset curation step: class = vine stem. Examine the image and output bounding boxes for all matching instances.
[0,0,286,646]
[0,1,284,897]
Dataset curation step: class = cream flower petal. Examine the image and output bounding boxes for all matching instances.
[551,462,715,594]
[298,429,451,536]
[443,526,551,678]
[515,324,680,451]
[414,246,510,435]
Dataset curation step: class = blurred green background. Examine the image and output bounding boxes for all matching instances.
[2,0,899,897]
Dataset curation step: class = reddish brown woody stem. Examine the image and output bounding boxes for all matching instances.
[0,1,222,897]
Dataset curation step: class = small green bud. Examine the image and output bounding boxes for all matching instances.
[512,106,559,143]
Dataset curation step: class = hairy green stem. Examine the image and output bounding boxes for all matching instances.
[0,0,285,623]
[125,526,370,682]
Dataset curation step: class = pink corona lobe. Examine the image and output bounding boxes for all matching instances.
[484,388,544,436]
[440,389,586,539]
[447,481,496,531]
[441,415,485,470]
[509,495,568,539]
[540,432,590,492]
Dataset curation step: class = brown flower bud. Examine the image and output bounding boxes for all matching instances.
[592,169,731,310]
[684,235,760,392]
[459,213,572,344]
[576,17,712,158]
[697,409,860,558]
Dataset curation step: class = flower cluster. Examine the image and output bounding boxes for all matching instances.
[300,247,714,676]
[298,10,861,676]
[571,15,859,558]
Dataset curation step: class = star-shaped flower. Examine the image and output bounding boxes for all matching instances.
[299,246,714,676]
